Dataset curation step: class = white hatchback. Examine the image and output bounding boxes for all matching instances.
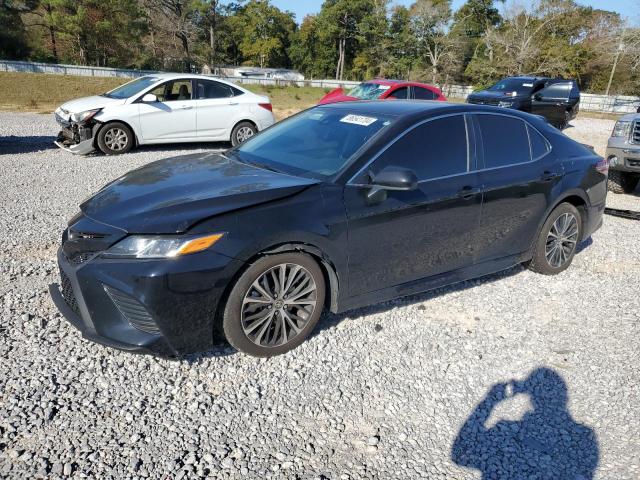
[54,73,276,155]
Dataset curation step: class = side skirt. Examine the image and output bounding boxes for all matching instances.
[337,252,530,313]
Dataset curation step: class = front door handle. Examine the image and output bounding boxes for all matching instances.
[457,186,481,200]
[181,105,194,110]
[541,171,561,182]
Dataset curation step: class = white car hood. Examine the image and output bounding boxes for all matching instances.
[56,95,126,116]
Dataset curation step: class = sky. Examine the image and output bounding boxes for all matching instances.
[267,0,636,24]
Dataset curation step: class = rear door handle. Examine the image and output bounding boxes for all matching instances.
[541,171,561,182]
[457,186,481,200]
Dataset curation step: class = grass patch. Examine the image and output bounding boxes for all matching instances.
[0,72,124,113]
[0,71,327,118]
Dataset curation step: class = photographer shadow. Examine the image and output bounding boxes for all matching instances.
[451,367,599,480]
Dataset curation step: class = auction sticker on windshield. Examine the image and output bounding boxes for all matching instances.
[340,114,378,127]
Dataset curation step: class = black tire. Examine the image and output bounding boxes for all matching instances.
[222,252,326,357]
[559,111,571,130]
[230,121,257,147]
[97,122,134,155]
[528,203,582,275]
[607,170,639,194]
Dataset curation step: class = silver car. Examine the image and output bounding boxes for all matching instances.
[606,112,640,193]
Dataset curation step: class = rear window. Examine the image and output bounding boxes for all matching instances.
[477,114,531,168]
[527,125,550,159]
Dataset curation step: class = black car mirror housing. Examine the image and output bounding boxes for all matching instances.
[370,166,418,191]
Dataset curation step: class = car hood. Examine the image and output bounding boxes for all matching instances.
[81,152,320,234]
[57,95,126,115]
[318,88,359,105]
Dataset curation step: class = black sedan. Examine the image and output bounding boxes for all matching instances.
[51,101,608,358]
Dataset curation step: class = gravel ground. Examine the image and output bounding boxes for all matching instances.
[1,112,639,480]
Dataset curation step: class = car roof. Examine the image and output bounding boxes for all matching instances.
[316,99,528,118]
[367,79,439,89]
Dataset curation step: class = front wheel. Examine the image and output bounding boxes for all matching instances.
[222,252,326,357]
[607,170,639,194]
[231,121,257,147]
[528,203,582,275]
[97,122,134,155]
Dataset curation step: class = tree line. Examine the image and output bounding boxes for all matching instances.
[1,0,639,94]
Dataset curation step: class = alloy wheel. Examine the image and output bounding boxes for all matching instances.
[545,212,579,268]
[104,128,128,151]
[236,126,255,143]
[241,263,317,348]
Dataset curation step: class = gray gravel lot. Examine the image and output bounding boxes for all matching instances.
[1,111,639,479]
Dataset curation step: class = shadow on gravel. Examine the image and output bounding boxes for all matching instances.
[451,367,599,479]
[111,141,230,155]
[0,135,56,154]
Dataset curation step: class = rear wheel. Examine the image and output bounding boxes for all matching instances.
[607,170,639,194]
[97,122,134,155]
[223,252,325,357]
[231,121,257,147]
[528,203,582,275]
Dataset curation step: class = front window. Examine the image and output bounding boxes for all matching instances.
[233,108,396,179]
[103,76,161,99]
[347,83,392,100]
[487,79,535,95]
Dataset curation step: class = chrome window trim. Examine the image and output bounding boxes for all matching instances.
[347,110,554,186]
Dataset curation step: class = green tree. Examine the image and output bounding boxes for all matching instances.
[0,0,38,59]
[226,0,296,68]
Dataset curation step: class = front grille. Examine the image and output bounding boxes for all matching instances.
[60,271,80,316]
[103,285,160,334]
[632,121,640,144]
[468,97,500,106]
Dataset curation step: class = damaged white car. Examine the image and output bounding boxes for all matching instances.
[54,73,276,155]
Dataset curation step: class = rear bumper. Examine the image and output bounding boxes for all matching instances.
[52,246,245,357]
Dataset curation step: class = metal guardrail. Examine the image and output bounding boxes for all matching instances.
[1,59,639,113]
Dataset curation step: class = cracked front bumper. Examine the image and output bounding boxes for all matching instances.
[54,117,98,155]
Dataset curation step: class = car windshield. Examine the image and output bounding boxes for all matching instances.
[103,76,161,99]
[347,82,391,100]
[487,78,535,95]
[234,108,395,179]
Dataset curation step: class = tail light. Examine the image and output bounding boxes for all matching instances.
[595,157,609,174]
[258,103,273,112]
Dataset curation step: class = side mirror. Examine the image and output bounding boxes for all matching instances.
[365,166,418,204]
[533,93,543,101]
[142,93,158,103]
[370,166,418,191]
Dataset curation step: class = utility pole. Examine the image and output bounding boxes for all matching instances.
[606,31,625,96]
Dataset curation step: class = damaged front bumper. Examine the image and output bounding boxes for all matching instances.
[54,109,99,155]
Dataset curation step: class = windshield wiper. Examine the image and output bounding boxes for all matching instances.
[227,151,281,174]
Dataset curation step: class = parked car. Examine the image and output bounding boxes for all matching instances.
[606,113,640,193]
[54,73,275,155]
[51,101,607,358]
[318,79,446,105]
[466,76,580,129]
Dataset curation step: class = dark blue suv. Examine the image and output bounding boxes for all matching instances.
[467,76,580,129]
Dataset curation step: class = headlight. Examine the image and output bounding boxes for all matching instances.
[612,121,632,138]
[103,233,225,259]
[71,108,101,123]
[498,101,513,108]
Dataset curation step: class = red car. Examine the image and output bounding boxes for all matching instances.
[318,79,447,105]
